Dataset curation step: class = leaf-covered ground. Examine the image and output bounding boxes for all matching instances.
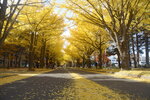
[57,73,130,100]
[78,68,150,83]
[0,68,54,85]
[0,68,150,100]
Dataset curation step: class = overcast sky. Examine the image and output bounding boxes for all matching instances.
[53,0,73,48]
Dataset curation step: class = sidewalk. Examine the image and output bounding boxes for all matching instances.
[112,70,150,83]
[78,68,150,83]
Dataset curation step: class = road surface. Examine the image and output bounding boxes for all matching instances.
[0,68,150,100]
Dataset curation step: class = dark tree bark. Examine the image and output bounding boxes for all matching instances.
[117,52,121,68]
[3,53,6,67]
[77,59,81,67]
[7,53,11,69]
[28,32,34,70]
[128,37,132,68]
[45,50,49,68]
[120,35,130,69]
[136,33,140,67]
[15,55,18,67]
[145,31,149,67]
[18,55,22,67]
[82,56,86,68]
[87,55,91,68]
[0,0,22,47]
[98,52,102,69]
[115,48,121,68]
[9,53,13,68]
[98,35,103,69]
[0,0,7,37]
[40,39,46,68]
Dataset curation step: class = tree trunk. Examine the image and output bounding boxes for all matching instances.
[94,53,98,69]
[15,55,18,67]
[18,55,22,67]
[98,35,103,69]
[0,0,7,38]
[10,54,13,68]
[3,53,6,67]
[116,49,121,68]
[87,55,91,68]
[131,34,137,68]
[145,32,149,67]
[46,51,49,68]
[120,35,130,69]
[40,46,43,68]
[40,40,46,68]
[118,53,121,68]
[136,33,140,67]
[82,57,85,68]
[128,38,131,67]
[7,53,11,69]
[76,59,80,67]
[98,49,103,69]
[29,32,34,70]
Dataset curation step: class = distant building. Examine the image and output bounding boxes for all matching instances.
[107,54,118,67]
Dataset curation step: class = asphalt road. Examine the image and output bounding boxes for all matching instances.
[0,68,150,100]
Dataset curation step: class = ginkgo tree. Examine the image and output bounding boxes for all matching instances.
[18,6,64,69]
[67,20,110,68]
[0,1,65,69]
[65,0,150,69]
[64,44,83,67]
[0,0,46,47]
[0,0,25,46]
[3,26,29,68]
[46,37,64,68]
[16,1,65,69]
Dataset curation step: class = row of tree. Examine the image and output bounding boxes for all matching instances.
[0,0,149,69]
[0,0,65,70]
[64,0,150,69]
